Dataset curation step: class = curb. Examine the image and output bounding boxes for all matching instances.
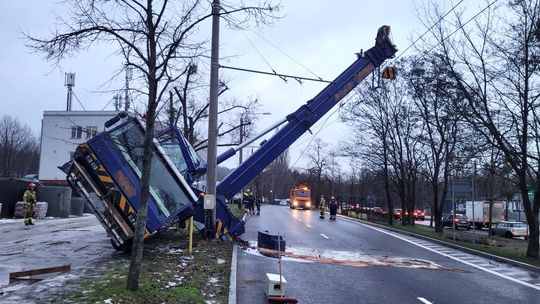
[228,243,238,304]
[336,213,540,274]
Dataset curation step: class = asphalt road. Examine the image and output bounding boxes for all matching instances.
[236,205,540,304]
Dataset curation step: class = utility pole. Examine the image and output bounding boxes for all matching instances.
[113,95,122,111]
[239,116,244,165]
[472,161,477,244]
[452,177,456,241]
[238,115,244,209]
[205,0,220,239]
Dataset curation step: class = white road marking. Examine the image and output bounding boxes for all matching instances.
[417,297,432,304]
[306,224,312,228]
[320,233,329,239]
[351,220,540,291]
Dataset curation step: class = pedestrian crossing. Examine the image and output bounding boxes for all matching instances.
[385,229,540,289]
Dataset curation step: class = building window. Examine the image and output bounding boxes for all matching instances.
[85,126,98,139]
[71,126,82,139]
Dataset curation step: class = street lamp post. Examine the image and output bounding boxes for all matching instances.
[238,111,271,206]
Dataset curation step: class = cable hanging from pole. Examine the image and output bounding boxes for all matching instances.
[219,64,332,84]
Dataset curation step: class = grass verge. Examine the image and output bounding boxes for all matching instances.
[49,229,233,304]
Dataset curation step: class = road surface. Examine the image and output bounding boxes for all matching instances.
[236,205,540,304]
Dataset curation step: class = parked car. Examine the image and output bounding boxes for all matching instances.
[393,208,405,219]
[490,221,529,239]
[372,207,384,215]
[442,214,471,230]
[279,200,288,206]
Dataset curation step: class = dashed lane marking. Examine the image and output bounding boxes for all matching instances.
[417,297,433,304]
[306,224,312,228]
[320,233,329,239]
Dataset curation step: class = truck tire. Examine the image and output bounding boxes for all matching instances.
[110,238,133,253]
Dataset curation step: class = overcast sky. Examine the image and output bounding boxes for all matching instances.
[0,0,478,171]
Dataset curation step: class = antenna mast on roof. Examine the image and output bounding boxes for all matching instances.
[65,72,75,111]
[124,63,132,111]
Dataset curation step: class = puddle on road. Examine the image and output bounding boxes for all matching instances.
[241,243,464,272]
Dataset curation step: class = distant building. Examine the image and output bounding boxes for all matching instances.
[38,111,119,184]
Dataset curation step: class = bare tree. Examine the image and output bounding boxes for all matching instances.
[342,83,395,225]
[306,139,330,207]
[0,116,39,177]
[26,0,280,290]
[407,55,463,232]
[165,63,258,148]
[421,0,540,258]
[385,81,423,226]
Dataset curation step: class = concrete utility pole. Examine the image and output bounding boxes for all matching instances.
[472,161,477,244]
[205,0,220,239]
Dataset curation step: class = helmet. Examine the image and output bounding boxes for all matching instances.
[28,183,36,189]
[331,196,335,200]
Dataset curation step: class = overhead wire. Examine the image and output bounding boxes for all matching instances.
[225,17,325,82]
[243,27,324,81]
[71,91,87,111]
[289,0,501,170]
[388,0,465,64]
[386,0,498,69]
[238,27,277,74]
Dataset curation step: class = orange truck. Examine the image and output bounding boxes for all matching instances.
[289,183,312,210]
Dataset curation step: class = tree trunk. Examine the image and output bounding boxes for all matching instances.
[127,1,157,290]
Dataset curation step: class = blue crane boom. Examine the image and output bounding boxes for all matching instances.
[62,26,397,249]
[216,26,397,200]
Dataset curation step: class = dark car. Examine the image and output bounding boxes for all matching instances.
[442,214,471,230]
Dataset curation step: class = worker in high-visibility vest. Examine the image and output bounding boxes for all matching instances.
[319,195,326,219]
[23,183,37,226]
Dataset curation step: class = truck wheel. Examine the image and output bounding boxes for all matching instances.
[110,238,133,253]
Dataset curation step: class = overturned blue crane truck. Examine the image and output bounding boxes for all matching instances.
[63,26,397,250]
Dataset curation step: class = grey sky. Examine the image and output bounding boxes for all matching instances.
[0,1,476,170]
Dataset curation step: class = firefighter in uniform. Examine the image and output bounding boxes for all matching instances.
[329,196,338,221]
[243,190,255,214]
[255,194,262,215]
[23,183,37,226]
[319,195,326,219]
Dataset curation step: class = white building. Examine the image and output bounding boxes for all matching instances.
[38,111,119,183]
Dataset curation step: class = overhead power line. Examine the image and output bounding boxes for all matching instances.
[290,0,500,170]
[219,65,332,84]
[390,0,466,63]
